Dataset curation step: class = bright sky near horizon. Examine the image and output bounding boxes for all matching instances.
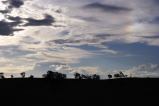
[0,0,159,78]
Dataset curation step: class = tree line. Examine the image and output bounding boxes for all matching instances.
[0,71,129,80]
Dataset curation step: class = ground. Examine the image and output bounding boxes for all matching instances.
[0,78,158,105]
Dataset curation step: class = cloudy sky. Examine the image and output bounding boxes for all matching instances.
[0,0,159,78]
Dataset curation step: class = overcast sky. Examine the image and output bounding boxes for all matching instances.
[0,0,159,78]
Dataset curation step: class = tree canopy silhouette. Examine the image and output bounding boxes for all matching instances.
[0,73,5,79]
[43,71,67,80]
[20,72,25,78]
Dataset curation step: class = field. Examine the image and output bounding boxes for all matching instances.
[0,78,158,105]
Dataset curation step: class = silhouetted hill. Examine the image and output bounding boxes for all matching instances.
[0,78,159,105]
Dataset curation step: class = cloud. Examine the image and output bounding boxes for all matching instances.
[150,16,159,24]
[0,42,94,74]
[3,0,24,8]
[124,64,159,77]
[30,62,102,78]
[0,0,158,77]
[0,10,9,14]
[83,2,132,13]
[19,36,41,44]
[48,63,102,77]
[0,0,25,14]
[24,14,55,26]
[0,20,23,36]
[9,0,24,8]
[0,64,33,73]
[0,45,35,58]
[139,35,159,39]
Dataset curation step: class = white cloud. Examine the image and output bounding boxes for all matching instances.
[49,63,102,78]
[0,0,158,76]
[123,64,159,77]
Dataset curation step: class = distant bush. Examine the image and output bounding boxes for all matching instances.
[114,72,127,78]
[43,71,67,80]
[108,74,112,79]
[74,73,100,80]
[0,73,5,79]
[20,72,26,78]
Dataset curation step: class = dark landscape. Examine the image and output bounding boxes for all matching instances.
[0,0,159,105]
[0,77,159,105]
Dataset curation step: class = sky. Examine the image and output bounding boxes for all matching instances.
[0,0,159,78]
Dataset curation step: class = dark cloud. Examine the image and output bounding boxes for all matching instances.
[8,0,24,8]
[50,34,116,45]
[50,39,80,44]
[150,17,159,24]
[95,34,115,39]
[139,35,159,39]
[0,10,10,14]
[74,16,99,22]
[0,15,23,36]
[152,0,159,4]
[83,2,132,13]
[24,14,55,26]
[7,15,23,24]
[1,0,24,14]
[0,14,56,36]
[0,20,23,36]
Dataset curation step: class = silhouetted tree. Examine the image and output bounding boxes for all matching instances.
[81,74,87,79]
[114,71,127,78]
[46,71,54,79]
[44,70,67,80]
[60,73,67,79]
[125,75,128,78]
[108,74,112,79]
[0,73,5,79]
[92,74,100,80]
[20,72,25,78]
[74,73,82,79]
[42,74,47,78]
[114,73,121,78]
[29,75,34,79]
[119,71,125,77]
[11,75,14,78]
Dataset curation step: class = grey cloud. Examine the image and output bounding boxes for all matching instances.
[139,35,159,39]
[0,20,23,36]
[74,16,99,22]
[125,64,159,77]
[83,2,132,13]
[58,30,70,36]
[53,33,116,45]
[150,17,159,24]
[32,62,68,76]
[24,14,55,26]
[152,0,159,4]
[52,39,80,45]
[7,15,22,22]
[19,36,41,44]
[95,33,116,39]
[0,14,56,36]
[135,64,159,72]
[7,0,24,8]
[0,10,10,14]
[1,0,24,14]
[34,62,62,72]
[33,62,101,78]
[0,45,35,58]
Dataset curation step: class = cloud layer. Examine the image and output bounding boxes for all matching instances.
[0,0,158,77]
